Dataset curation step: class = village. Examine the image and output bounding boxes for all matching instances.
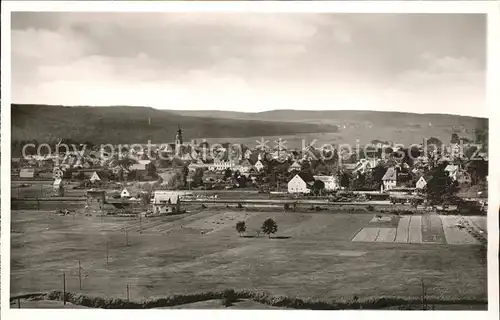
[11,125,489,217]
[10,125,490,309]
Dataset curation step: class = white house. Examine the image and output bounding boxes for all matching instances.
[152,191,181,214]
[121,188,131,198]
[53,178,63,192]
[381,167,397,192]
[209,159,237,171]
[243,149,252,160]
[288,173,315,194]
[416,176,427,190]
[254,160,264,172]
[90,171,101,183]
[313,175,339,191]
[234,159,254,174]
[445,164,459,181]
[19,168,35,179]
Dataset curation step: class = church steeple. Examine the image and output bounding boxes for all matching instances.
[175,125,183,146]
[175,125,183,156]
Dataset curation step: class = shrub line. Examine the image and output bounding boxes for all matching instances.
[11,289,487,310]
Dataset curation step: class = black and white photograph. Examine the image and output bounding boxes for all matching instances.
[1,1,499,318]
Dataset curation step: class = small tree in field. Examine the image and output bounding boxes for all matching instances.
[235,221,246,237]
[261,218,278,238]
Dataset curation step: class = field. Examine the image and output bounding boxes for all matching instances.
[351,214,486,245]
[11,209,487,309]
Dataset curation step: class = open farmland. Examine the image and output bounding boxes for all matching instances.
[11,208,487,309]
[352,214,486,245]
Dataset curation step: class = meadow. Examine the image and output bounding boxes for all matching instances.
[10,208,487,309]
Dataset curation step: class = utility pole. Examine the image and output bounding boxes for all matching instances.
[125,228,129,246]
[105,241,109,266]
[63,272,66,305]
[126,284,130,301]
[78,260,82,290]
[139,213,142,234]
[420,278,426,310]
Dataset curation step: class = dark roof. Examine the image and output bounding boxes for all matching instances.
[298,172,315,183]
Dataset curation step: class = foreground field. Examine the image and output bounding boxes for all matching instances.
[11,209,487,308]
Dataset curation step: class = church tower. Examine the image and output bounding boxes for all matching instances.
[175,125,183,155]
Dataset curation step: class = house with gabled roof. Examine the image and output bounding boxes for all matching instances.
[19,168,35,179]
[121,188,131,199]
[415,176,427,190]
[90,171,101,183]
[288,172,315,194]
[254,160,264,172]
[313,175,339,191]
[152,190,182,214]
[381,167,397,191]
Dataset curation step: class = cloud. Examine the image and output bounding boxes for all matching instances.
[10,12,486,116]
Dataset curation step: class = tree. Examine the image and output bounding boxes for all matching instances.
[117,157,137,169]
[474,119,488,150]
[352,173,367,190]
[312,180,325,196]
[193,168,204,187]
[261,218,278,238]
[425,164,459,205]
[450,133,460,144]
[181,165,189,188]
[224,168,232,180]
[235,221,246,237]
[337,171,352,189]
[371,165,386,189]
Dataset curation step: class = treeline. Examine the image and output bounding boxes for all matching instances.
[12,104,338,145]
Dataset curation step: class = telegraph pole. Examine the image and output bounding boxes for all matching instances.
[125,228,129,246]
[78,260,82,290]
[105,240,109,266]
[63,272,66,305]
[139,213,142,234]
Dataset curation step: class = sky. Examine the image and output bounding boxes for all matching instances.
[11,12,486,116]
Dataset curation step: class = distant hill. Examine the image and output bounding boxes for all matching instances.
[171,109,487,128]
[11,104,339,145]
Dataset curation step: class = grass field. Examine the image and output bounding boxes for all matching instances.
[11,209,487,309]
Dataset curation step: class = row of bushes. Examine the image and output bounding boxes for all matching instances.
[11,289,487,310]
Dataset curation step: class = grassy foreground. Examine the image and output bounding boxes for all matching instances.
[11,210,487,306]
